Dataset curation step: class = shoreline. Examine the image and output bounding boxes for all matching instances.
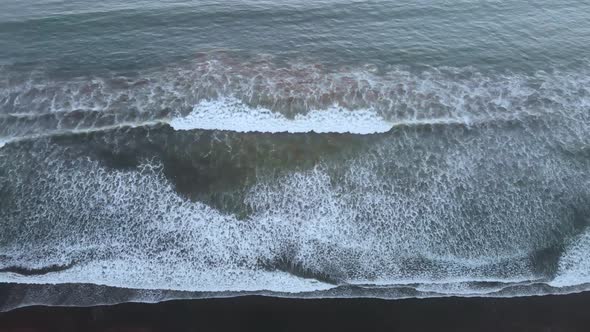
[1,292,589,331]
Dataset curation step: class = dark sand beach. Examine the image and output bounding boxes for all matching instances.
[2,293,590,332]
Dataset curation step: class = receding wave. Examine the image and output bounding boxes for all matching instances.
[0,262,76,276]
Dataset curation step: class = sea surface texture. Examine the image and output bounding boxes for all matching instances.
[1,0,590,311]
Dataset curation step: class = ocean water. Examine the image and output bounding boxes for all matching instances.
[1,0,590,311]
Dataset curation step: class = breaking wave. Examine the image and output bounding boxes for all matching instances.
[169,98,393,134]
[1,52,589,146]
[1,53,590,310]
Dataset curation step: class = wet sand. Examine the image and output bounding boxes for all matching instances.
[1,292,589,332]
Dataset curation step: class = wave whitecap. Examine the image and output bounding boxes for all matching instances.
[2,54,589,147]
[169,98,393,134]
[0,100,395,150]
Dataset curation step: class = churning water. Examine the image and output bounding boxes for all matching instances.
[1,0,590,310]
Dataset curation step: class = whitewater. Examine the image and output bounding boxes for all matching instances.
[2,0,590,311]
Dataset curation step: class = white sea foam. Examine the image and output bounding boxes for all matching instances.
[550,229,590,288]
[0,100,475,146]
[0,139,589,299]
[170,98,393,134]
[2,55,589,139]
[0,157,336,294]
[1,57,590,303]
[0,260,334,293]
[0,142,571,293]
[1,95,589,297]
[0,119,165,150]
